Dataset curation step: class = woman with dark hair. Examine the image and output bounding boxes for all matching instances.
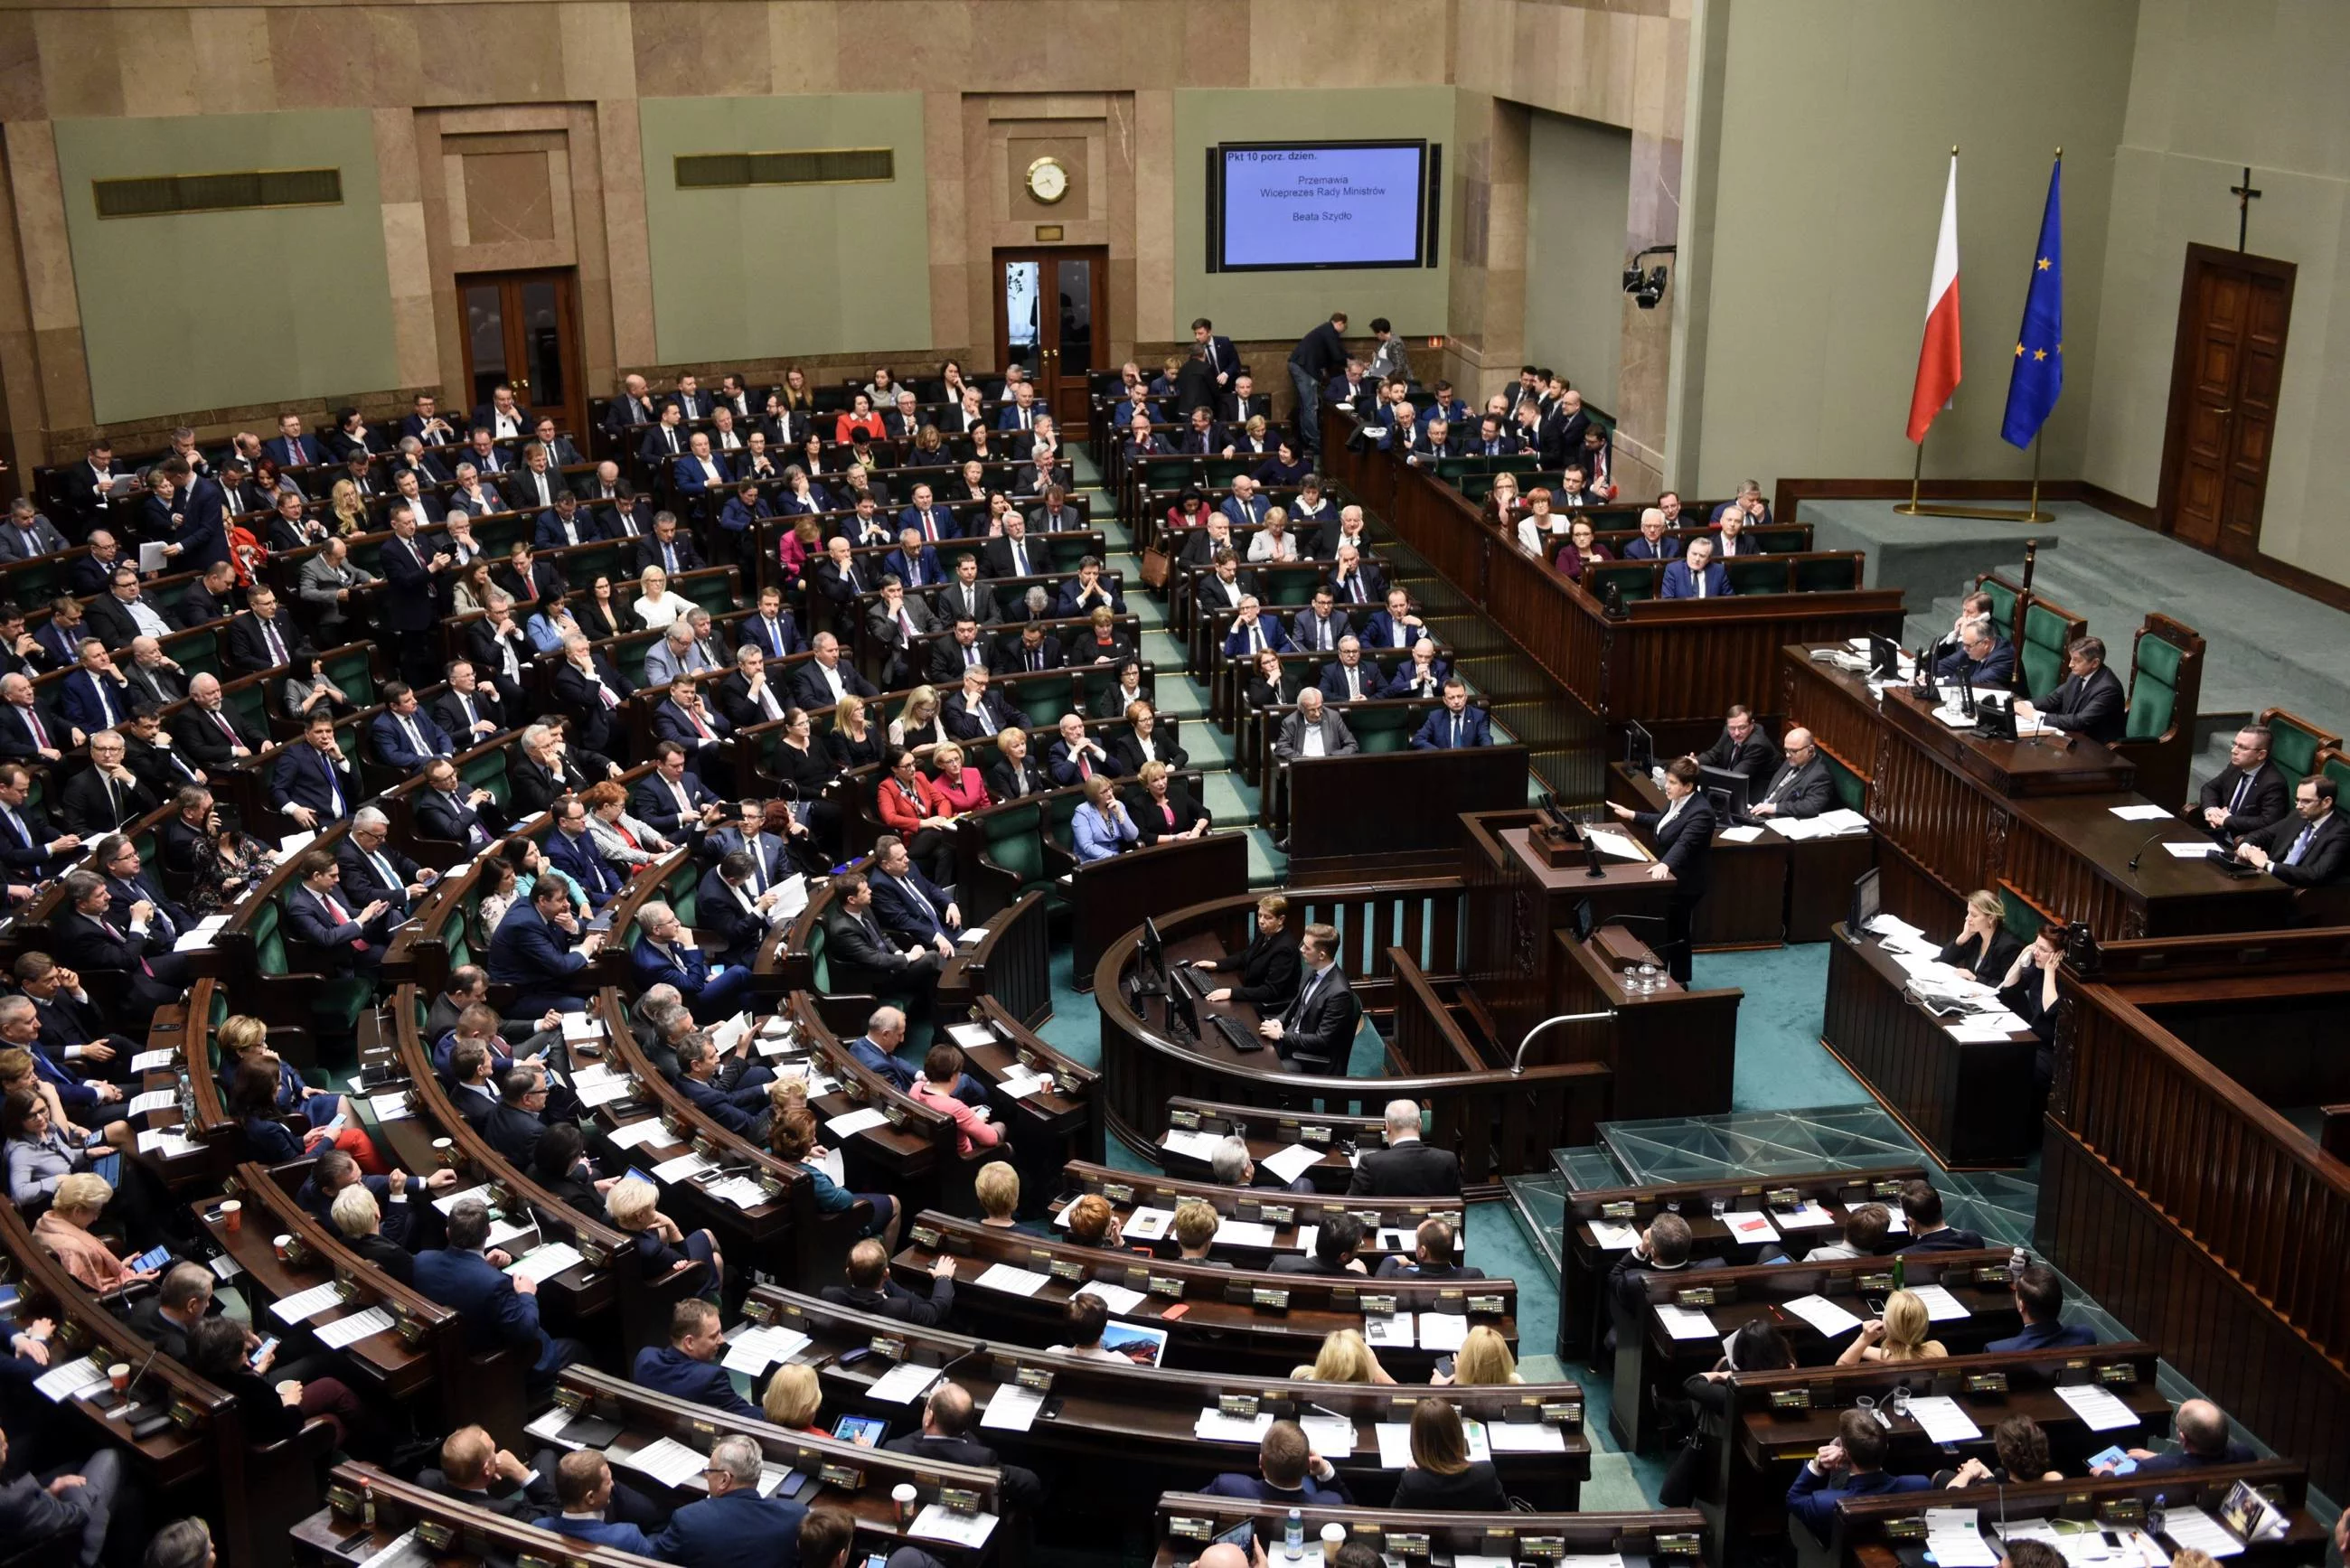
[1254,439,1311,488]
[772,1108,896,1246]
[1944,1413,2065,1487]
[183,1313,369,1457]
[877,746,960,886]
[530,1120,614,1227]
[760,795,829,878]
[1659,1319,1798,1507]
[1163,487,1211,537]
[1390,1398,1507,1510]
[833,392,886,446]
[228,1057,304,1164]
[575,575,626,643]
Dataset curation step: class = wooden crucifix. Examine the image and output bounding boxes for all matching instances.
[2231,165,2262,251]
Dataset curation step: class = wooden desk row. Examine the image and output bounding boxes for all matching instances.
[1150,1497,1708,1568]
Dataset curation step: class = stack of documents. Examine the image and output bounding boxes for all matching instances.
[609,1436,706,1488]
[2054,1383,2141,1432]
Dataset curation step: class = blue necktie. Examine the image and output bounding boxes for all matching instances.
[2285,822,2318,866]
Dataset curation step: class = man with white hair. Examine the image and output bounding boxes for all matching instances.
[338,805,437,918]
[651,1432,804,1563]
[1210,1132,1318,1195]
[1347,1098,1462,1197]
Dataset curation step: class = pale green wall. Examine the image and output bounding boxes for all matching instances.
[1174,89,1453,340]
[1526,109,1631,416]
[53,111,396,427]
[2083,0,2350,588]
[638,96,929,364]
[1675,0,2137,495]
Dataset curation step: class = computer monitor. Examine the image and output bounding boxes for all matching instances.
[1697,765,1753,819]
[1625,721,1655,772]
[1169,977,1200,1040]
[1135,916,1169,996]
[1972,692,2018,741]
[1868,634,1901,679]
[1572,897,1597,944]
[1849,867,1881,934]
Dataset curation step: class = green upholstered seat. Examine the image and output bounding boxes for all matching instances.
[1997,884,2048,944]
[682,571,735,619]
[1008,677,1074,728]
[2262,711,2336,786]
[1140,457,1197,493]
[163,626,221,681]
[1587,560,1657,606]
[463,748,512,809]
[1821,749,1868,814]
[322,643,376,705]
[1348,705,1419,754]
[1978,577,2020,644]
[2017,602,2074,697]
[981,801,1047,894]
[2125,633,2185,742]
[2320,750,2350,802]
[1794,555,1861,593]
[1754,527,1810,553]
[1725,558,1788,596]
[1202,458,1250,486]
[806,919,833,991]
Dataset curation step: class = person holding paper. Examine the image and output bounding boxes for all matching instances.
[1209,1134,1315,1196]
[413,1199,585,1396]
[774,1109,897,1247]
[1784,1409,1933,1537]
[822,1237,955,1327]
[1390,1397,1507,1511]
[1198,1419,1353,1504]
[1836,1290,1947,1365]
[1938,890,2023,983]
[633,1299,760,1422]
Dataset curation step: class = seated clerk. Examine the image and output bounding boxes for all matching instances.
[2191,726,2290,841]
[633,1298,759,1422]
[1374,1216,1485,1281]
[1784,1408,1933,1538]
[2234,775,2348,887]
[1995,921,2064,1091]
[1743,727,1836,822]
[419,1424,559,1523]
[2016,635,2126,745]
[1210,1133,1314,1196]
[1604,1213,1725,1350]
[1271,1211,1370,1276]
[822,1235,957,1327]
[1932,616,2015,686]
[1984,1263,2095,1352]
[1937,889,2024,983]
[2100,1398,2254,1476]
[533,1451,660,1555]
[1892,1178,1983,1254]
[1199,1420,1354,1506]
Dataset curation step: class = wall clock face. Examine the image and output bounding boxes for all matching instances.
[1027,156,1069,204]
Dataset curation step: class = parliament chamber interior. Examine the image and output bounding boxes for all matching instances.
[2,3,2350,1567]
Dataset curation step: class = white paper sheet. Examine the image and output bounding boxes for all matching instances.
[1950,1019,2027,1043]
[130,1048,175,1072]
[1418,1313,1469,1351]
[433,1183,495,1215]
[1362,1312,1415,1348]
[721,1324,811,1374]
[33,1356,104,1402]
[1924,1510,2001,1568]
[1259,1143,1326,1184]
[560,1011,603,1040]
[136,1130,198,1158]
[652,1151,713,1183]
[981,1385,1046,1432]
[577,1075,636,1107]
[908,1505,999,1548]
[1656,1304,1718,1340]
[1589,1220,1640,1250]
[1160,1129,1224,1161]
[368,1090,414,1122]
[1907,1283,1972,1321]
[507,1243,584,1283]
[315,1306,394,1349]
[2161,841,2223,860]
[945,1022,996,1051]
[705,1177,769,1210]
[1195,1408,1275,1443]
[1213,1219,1280,1248]
[2054,1383,2143,1432]
[1781,1294,1865,1338]
[605,1118,671,1150]
[824,1107,890,1137]
[1374,1422,1418,1469]
[1720,1211,1778,1244]
[864,1361,943,1404]
[2157,1507,2245,1559]
[1584,828,1647,861]
[2109,803,2174,821]
[608,1435,705,1489]
[127,1089,175,1116]
[208,1253,244,1279]
[1299,1413,1356,1457]
[974,1263,1051,1296]
[1904,1395,1985,1444]
[1772,1201,1838,1231]
[1076,1281,1148,1315]
[1487,1421,1568,1453]
[269,1282,345,1324]
[1716,824,1767,843]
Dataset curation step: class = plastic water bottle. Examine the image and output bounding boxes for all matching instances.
[1284,1508,1304,1561]
[2007,1246,2027,1282]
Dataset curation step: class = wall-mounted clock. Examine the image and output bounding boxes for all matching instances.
[1026,155,1070,204]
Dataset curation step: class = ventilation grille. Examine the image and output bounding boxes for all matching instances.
[93,168,343,219]
[674,149,895,190]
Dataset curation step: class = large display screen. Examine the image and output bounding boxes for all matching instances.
[1213,142,1430,271]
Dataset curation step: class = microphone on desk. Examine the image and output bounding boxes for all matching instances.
[929,1340,992,1382]
[2124,824,2176,873]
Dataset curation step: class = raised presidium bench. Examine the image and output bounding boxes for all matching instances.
[1778,642,2297,940]
[744,1282,1592,1508]
[1604,759,1875,947]
[1703,1340,2175,1556]
[1557,1165,1934,1363]
[893,1211,1518,1380]
[1149,1497,1711,1568]
[1821,917,2045,1169]
[1042,1158,1469,1271]
[1807,1461,2325,1568]
[1612,1250,2024,1454]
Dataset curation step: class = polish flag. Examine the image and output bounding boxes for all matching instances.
[1906,154,1962,443]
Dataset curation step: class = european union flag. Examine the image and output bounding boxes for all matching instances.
[2001,156,2063,447]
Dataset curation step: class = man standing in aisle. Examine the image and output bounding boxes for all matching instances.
[1288,312,1349,454]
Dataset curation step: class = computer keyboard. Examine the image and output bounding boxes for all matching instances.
[1212,1014,1261,1053]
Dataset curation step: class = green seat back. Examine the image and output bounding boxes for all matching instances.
[566,542,625,587]
[1010,678,1073,728]
[1264,571,1316,607]
[1044,789,1083,848]
[2018,602,2073,696]
[1141,458,1197,492]
[2320,750,2350,803]
[1349,705,1417,754]
[1725,558,1787,596]
[1587,560,1656,606]
[1456,474,1499,502]
[1754,527,1809,553]
[1979,578,2020,645]
[1997,884,2048,945]
[313,979,372,1033]
[1497,455,1545,478]
[936,539,985,575]
[9,560,61,604]
[225,681,269,733]
[982,802,1046,889]
[1435,457,1485,483]
[254,899,288,975]
[1202,458,1250,487]
[664,859,700,925]
[464,749,512,809]
[323,644,375,705]
[475,514,530,554]
[2125,634,2184,742]
[1821,748,1867,814]
[1793,555,1860,593]
[682,571,735,619]
[164,627,221,681]
[613,632,657,687]
[2265,714,2330,786]
[807,920,832,991]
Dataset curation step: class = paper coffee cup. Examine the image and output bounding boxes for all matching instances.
[892,1483,918,1525]
[431,1137,455,1166]
[220,1199,241,1232]
[108,1363,130,1392]
[272,1234,294,1261]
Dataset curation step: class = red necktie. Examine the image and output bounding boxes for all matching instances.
[101,919,156,976]
[323,892,368,950]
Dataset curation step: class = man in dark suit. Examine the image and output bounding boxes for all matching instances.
[1983,1263,2097,1353]
[1604,1211,1729,1338]
[631,898,757,1025]
[118,706,204,806]
[550,633,636,758]
[632,512,706,577]
[481,1067,556,1169]
[883,1383,1045,1515]
[1257,922,1358,1071]
[487,877,609,1013]
[2235,776,2348,887]
[1622,508,1683,562]
[2193,726,2292,840]
[1932,617,2015,688]
[532,1451,664,1555]
[269,713,358,830]
[1891,1178,1985,1253]
[926,617,993,687]
[1349,1099,1462,1197]
[1784,1410,1934,1538]
[1745,728,1836,822]
[120,641,187,709]
[222,585,315,677]
[1269,1211,1370,1276]
[789,634,878,712]
[1408,681,1493,749]
[433,661,510,746]
[173,560,241,631]
[413,758,502,852]
[413,1200,582,1394]
[649,1435,806,1564]
[416,1424,560,1524]
[692,851,781,970]
[822,873,941,999]
[284,850,392,975]
[941,667,1021,744]
[339,807,433,918]
[632,1299,760,1422]
[0,675,66,767]
[935,558,1002,631]
[368,681,456,772]
[1660,536,1732,599]
[54,642,135,741]
[1607,756,1715,984]
[822,1235,955,1323]
[1694,705,1779,781]
[867,836,959,955]
[980,515,1048,581]
[171,673,265,769]
[0,1417,124,1568]
[263,413,321,471]
[2020,635,2126,745]
[59,732,155,838]
[52,869,191,1017]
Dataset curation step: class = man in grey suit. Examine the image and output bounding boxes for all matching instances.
[297,537,378,644]
[1744,728,1836,822]
[1272,688,1358,764]
[0,498,70,563]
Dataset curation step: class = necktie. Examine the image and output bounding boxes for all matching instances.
[211,709,236,746]
[1450,716,1462,747]
[101,918,156,976]
[2286,822,2319,866]
[262,620,287,665]
[100,775,118,825]
[1288,968,1324,1026]
[323,890,368,950]
[24,707,46,749]
[371,851,401,905]
[2228,772,2251,815]
[1011,540,1028,576]
[764,617,782,654]
[320,752,345,816]
[401,715,427,757]
[1027,648,1041,671]
[965,645,981,669]
[688,707,711,739]
[460,695,477,732]
[1,808,24,847]
[1694,570,1706,599]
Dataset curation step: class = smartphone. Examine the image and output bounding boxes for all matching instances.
[1434,1355,1456,1379]
[127,1244,172,1273]
[1216,1522,1257,1552]
[249,1335,280,1369]
[2101,1533,2126,1551]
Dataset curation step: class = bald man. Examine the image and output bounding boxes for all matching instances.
[1744,727,1835,822]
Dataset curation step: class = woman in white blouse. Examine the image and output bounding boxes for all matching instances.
[631,565,693,629]
[1515,487,1570,557]
[1246,507,1299,563]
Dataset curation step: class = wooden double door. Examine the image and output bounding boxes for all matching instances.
[2159,244,2295,561]
[992,247,1106,431]
[457,269,587,442]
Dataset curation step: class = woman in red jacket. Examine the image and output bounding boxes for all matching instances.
[833,391,887,446]
[928,740,992,815]
[876,745,958,885]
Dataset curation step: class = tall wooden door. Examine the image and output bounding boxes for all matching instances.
[993,248,1107,430]
[2158,244,2294,560]
[457,269,587,444]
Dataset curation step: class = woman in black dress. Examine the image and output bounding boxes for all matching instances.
[1937,888,2022,981]
[1389,1397,1507,1510]
[1197,893,1301,1011]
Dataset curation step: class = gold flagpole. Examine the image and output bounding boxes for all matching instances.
[1895,434,1926,515]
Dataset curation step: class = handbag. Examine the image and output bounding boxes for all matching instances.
[1140,543,1171,590]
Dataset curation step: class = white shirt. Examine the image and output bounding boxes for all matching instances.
[1301,722,1326,758]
